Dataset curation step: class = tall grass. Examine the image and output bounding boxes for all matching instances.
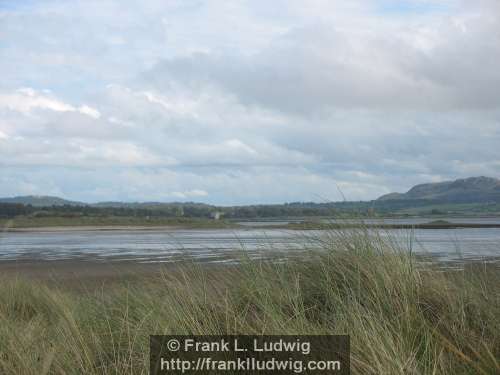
[0,227,498,374]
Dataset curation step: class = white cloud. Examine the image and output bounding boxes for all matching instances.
[0,0,499,203]
[224,139,257,155]
[171,189,209,199]
[0,88,101,118]
[78,105,101,119]
[0,88,75,113]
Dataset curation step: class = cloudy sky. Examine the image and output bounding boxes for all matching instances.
[0,0,499,204]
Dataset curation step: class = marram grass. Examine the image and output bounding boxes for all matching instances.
[0,228,499,374]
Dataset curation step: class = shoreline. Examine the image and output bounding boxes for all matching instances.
[4,221,500,233]
[1,252,498,283]
[0,257,230,289]
[278,222,500,230]
[1,225,188,233]
[0,258,165,289]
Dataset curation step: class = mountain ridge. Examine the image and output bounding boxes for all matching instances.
[2,176,500,207]
[377,176,500,203]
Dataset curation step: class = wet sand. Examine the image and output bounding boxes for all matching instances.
[1,254,498,293]
[0,258,201,290]
[0,257,240,295]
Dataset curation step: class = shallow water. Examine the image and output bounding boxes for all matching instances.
[0,226,499,266]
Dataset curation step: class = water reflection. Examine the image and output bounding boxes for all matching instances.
[1,227,499,267]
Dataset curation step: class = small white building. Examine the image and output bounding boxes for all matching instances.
[210,211,223,220]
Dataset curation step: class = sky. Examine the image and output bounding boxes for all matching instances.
[0,0,499,205]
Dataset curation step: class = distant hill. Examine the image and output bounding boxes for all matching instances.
[91,201,214,209]
[0,196,215,209]
[3,177,500,212]
[0,195,85,207]
[377,176,500,203]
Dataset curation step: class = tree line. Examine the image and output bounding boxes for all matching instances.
[0,199,441,220]
[0,202,357,219]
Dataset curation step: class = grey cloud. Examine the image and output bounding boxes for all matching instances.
[1,0,500,203]
[146,10,500,114]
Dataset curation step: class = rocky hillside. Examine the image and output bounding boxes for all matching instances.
[377,176,500,203]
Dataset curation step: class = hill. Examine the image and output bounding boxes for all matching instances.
[0,195,85,207]
[2,176,500,216]
[377,176,500,203]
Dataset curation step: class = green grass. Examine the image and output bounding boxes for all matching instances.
[0,228,499,374]
[0,216,238,229]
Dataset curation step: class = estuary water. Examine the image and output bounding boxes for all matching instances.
[1,225,500,266]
